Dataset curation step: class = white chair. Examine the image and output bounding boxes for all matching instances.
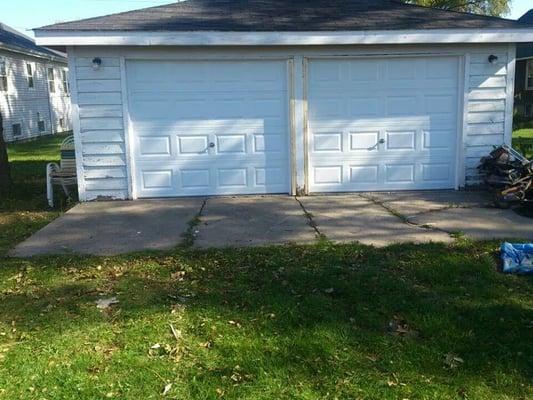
[46,135,77,207]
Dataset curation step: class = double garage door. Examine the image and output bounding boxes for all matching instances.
[127,56,460,198]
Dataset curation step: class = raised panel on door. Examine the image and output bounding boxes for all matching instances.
[308,56,460,193]
[127,59,290,198]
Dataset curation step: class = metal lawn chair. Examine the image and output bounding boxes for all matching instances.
[46,135,77,207]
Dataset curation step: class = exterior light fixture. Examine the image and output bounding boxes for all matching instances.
[92,57,102,70]
[488,55,499,64]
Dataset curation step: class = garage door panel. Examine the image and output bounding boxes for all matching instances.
[385,131,416,150]
[178,135,210,155]
[421,163,453,182]
[129,60,285,91]
[128,59,290,198]
[422,129,456,150]
[350,165,379,183]
[138,136,172,156]
[135,163,289,197]
[308,56,459,192]
[310,158,455,192]
[349,132,379,151]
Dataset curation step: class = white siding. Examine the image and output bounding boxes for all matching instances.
[74,56,128,200]
[465,45,514,184]
[70,44,516,200]
[0,49,71,142]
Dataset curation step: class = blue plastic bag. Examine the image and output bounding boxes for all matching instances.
[501,242,533,274]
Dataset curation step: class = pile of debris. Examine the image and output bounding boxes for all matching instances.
[478,144,533,209]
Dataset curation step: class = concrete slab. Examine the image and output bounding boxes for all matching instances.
[298,195,454,246]
[10,198,204,257]
[194,196,317,248]
[368,190,491,218]
[411,207,533,240]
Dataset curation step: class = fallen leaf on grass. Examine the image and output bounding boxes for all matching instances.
[444,353,464,369]
[95,297,119,309]
[387,316,419,338]
[162,383,172,396]
[228,320,242,328]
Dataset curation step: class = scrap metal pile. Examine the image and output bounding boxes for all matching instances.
[478,144,533,209]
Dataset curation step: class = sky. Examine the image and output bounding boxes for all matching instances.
[1,0,532,38]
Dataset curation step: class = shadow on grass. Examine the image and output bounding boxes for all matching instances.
[0,242,531,398]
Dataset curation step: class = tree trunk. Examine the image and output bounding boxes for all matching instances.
[0,111,11,195]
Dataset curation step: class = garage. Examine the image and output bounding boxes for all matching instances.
[34,0,530,202]
[307,56,460,192]
[126,59,291,198]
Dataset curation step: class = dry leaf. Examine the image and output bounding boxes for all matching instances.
[95,297,119,309]
[162,383,172,396]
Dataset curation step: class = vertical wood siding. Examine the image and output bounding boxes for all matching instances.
[0,49,71,142]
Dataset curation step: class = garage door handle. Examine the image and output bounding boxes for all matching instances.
[378,139,385,144]
[209,142,215,148]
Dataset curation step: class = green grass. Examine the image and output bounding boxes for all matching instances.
[0,134,69,255]
[513,129,533,139]
[0,243,532,399]
[0,135,532,399]
[512,129,533,158]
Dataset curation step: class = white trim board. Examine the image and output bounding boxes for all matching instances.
[35,29,533,47]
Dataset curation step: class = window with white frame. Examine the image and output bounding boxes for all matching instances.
[527,60,533,91]
[26,63,34,88]
[0,59,7,91]
[47,67,55,93]
[61,69,69,94]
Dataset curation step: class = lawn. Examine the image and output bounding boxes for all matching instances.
[513,129,533,158]
[513,129,533,139]
[0,136,532,399]
[0,133,70,255]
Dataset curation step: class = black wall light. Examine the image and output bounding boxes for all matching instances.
[92,57,102,70]
[488,55,499,64]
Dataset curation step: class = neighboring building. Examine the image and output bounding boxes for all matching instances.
[34,0,533,201]
[515,10,533,119]
[0,22,71,142]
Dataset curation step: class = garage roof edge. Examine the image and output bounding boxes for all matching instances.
[35,29,533,47]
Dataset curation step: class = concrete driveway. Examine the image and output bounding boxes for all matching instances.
[10,191,533,257]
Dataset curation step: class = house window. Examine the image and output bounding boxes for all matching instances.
[61,69,69,94]
[0,59,7,91]
[527,60,533,90]
[37,112,45,132]
[12,123,22,137]
[59,117,64,129]
[47,67,55,93]
[26,63,34,88]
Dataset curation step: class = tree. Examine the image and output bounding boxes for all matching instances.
[0,111,11,195]
[405,0,511,17]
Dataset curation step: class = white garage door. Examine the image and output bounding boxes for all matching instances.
[127,60,290,198]
[307,56,460,192]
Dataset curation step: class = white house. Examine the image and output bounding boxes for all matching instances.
[0,23,72,142]
[34,0,533,201]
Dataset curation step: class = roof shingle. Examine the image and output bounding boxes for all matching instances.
[1,23,66,60]
[35,0,529,32]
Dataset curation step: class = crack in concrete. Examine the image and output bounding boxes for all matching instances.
[180,198,207,248]
[357,193,456,237]
[294,196,323,238]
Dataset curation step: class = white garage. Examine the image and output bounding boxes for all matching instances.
[126,60,290,198]
[33,0,533,202]
[307,56,460,192]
